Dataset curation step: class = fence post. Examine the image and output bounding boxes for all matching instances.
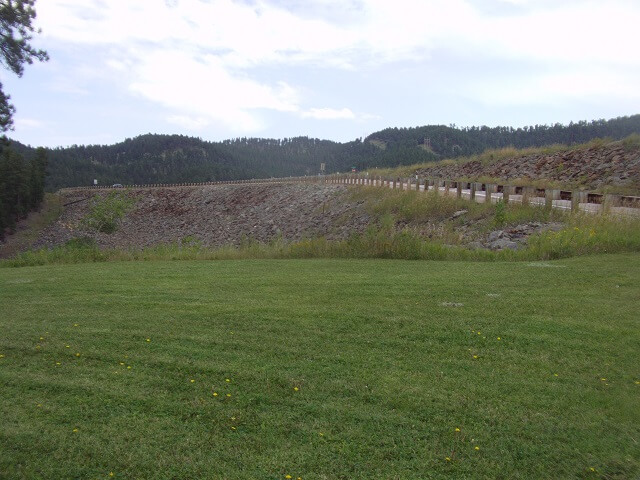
[571,190,580,212]
[603,194,619,214]
[544,189,554,211]
[502,185,510,204]
[485,183,493,204]
[470,182,476,201]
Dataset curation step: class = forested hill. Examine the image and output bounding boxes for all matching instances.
[366,115,640,158]
[11,114,640,191]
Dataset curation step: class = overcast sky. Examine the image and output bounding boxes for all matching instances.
[2,0,639,148]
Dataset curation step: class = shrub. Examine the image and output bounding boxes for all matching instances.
[81,191,135,234]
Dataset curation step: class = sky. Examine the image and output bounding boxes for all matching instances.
[2,0,640,148]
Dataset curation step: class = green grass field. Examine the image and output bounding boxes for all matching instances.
[1,256,639,479]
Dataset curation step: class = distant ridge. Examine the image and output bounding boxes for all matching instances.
[9,114,640,191]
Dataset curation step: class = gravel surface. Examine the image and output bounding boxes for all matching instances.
[31,183,371,250]
[414,143,640,190]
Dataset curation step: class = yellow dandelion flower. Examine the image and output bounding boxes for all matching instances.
[635,381,640,385]
[75,353,80,357]
[473,355,478,359]
[213,392,218,397]
[590,467,595,472]
[477,332,481,335]
[455,428,460,432]
[146,338,151,342]
[445,457,451,461]
[600,378,606,381]
[36,345,41,349]
[474,446,480,451]
[285,476,292,479]
[72,428,79,433]
[231,417,236,420]
[0,354,4,358]
[231,426,236,430]
[225,378,231,382]
[56,362,61,365]
[226,393,231,397]
[73,324,78,327]
[190,379,195,383]
[127,366,131,369]
[497,337,501,340]
[554,373,558,377]
[109,473,115,477]
[37,404,42,407]
[319,432,324,436]
[119,362,125,366]
[293,387,299,391]
[40,337,44,340]
[65,345,70,348]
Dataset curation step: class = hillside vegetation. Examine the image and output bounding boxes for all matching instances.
[10,115,640,191]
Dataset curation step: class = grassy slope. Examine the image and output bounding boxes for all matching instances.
[1,257,639,479]
[0,193,62,259]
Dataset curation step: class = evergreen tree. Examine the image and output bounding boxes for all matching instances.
[0,0,48,131]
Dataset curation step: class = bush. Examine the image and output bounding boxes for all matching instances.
[81,191,135,233]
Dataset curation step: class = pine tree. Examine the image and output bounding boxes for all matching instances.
[0,0,48,131]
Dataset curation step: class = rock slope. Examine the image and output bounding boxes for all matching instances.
[414,142,640,190]
[31,183,370,250]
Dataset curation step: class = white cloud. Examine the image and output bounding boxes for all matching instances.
[15,118,44,129]
[166,115,210,131]
[32,0,640,135]
[129,50,300,132]
[301,108,356,120]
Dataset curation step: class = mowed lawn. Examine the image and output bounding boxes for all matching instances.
[0,256,638,480]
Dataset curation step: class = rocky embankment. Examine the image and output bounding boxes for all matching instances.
[414,142,640,191]
[30,183,371,251]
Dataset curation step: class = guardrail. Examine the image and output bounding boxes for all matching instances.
[325,174,640,216]
[58,173,640,216]
[58,176,320,192]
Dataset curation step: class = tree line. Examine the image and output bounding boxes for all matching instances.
[8,114,640,192]
[0,142,47,239]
